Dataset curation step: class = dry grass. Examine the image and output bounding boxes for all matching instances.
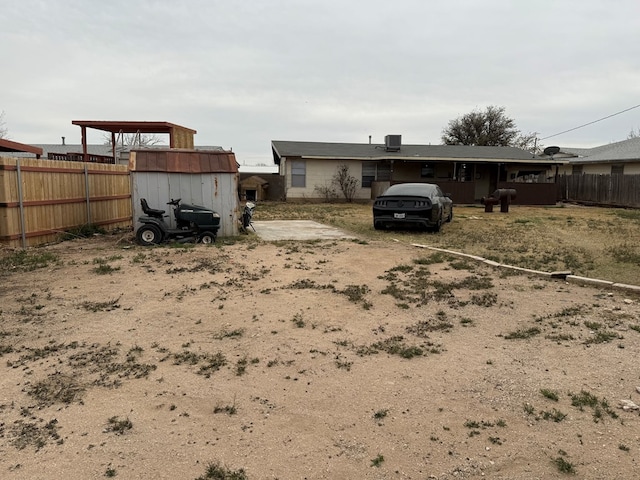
[255,202,640,285]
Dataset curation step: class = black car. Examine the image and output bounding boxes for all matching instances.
[373,183,453,232]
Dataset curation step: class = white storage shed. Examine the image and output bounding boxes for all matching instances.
[129,149,239,236]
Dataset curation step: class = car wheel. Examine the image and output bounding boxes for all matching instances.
[446,209,453,223]
[136,224,163,245]
[432,212,443,233]
[373,221,383,230]
[198,231,217,244]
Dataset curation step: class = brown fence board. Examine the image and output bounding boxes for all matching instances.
[560,174,640,208]
[0,157,132,247]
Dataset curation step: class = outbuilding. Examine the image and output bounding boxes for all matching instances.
[129,148,239,237]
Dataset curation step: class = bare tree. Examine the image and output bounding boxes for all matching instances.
[513,131,543,154]
[628,127,640,139]
[441,105,541,153]
[333,164,359,202]
[103,133,165,148]
[0,111,8,139]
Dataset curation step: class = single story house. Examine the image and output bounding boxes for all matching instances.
[0,138,225,165]
[556,137,640,175]
[271,136,566,204]
[0,140,114,161]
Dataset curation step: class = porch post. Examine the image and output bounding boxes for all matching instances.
[111,132,116,164]
[81,126,88,162]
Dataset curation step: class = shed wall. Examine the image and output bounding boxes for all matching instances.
[131,172,239,236]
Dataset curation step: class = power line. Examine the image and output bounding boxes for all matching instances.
[540,103,640,140]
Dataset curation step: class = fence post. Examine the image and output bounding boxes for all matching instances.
[84,164,91,225]
[16,159,27,248]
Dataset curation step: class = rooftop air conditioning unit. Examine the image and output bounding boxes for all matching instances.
[385,134,401,152]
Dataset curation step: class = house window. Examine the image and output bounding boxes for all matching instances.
[291,160,306,187]
[420,163,435,178]
[361,162,391,186]
[377,162,391,181]
[571,164,583,175]
[362,163,376,187]
[611,164,624,175]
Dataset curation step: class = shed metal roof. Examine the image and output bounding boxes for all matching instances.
[129,149,238,174]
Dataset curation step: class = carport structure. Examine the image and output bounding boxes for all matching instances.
[72,120,197,163]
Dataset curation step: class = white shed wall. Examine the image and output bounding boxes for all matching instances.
[131,172,239,236]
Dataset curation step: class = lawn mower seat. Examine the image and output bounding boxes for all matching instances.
[140,198,165,218]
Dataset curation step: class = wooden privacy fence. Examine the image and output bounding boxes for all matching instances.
[560,174,640,208]
[0,157,132,247]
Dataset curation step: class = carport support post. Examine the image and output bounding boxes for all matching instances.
[80,125,88,163]
[111,132,116,163]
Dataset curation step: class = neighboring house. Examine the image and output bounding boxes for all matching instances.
[0,139,224,165]
[556,137,640,175]
[0,140,112,160]
[271,136,565,204]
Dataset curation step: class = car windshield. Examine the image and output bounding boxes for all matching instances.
[382,184,437,197]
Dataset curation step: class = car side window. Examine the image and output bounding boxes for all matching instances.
[436,187,444,198]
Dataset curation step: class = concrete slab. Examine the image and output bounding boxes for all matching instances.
[251,220,356,241]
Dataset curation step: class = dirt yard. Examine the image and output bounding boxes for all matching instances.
[1,235,640,479]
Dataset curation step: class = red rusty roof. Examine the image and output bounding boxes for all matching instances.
[0,138,43,157]
[129,149,238,174]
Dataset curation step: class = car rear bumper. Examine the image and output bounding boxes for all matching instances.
[373,213,437,229]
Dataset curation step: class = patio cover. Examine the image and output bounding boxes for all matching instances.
[72,120,197,162]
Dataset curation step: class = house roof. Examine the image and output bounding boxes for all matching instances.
[560,137,640,164]
[0,144,224,159]
[0,143,112,158]
[271,140,559,165]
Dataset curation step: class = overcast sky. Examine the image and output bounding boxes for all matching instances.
[3,0,640,164]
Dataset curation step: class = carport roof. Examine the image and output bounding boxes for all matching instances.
[71,120,197,135]
[72,120,198,161]
[0,138,43,158]
[271,140,562,164]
